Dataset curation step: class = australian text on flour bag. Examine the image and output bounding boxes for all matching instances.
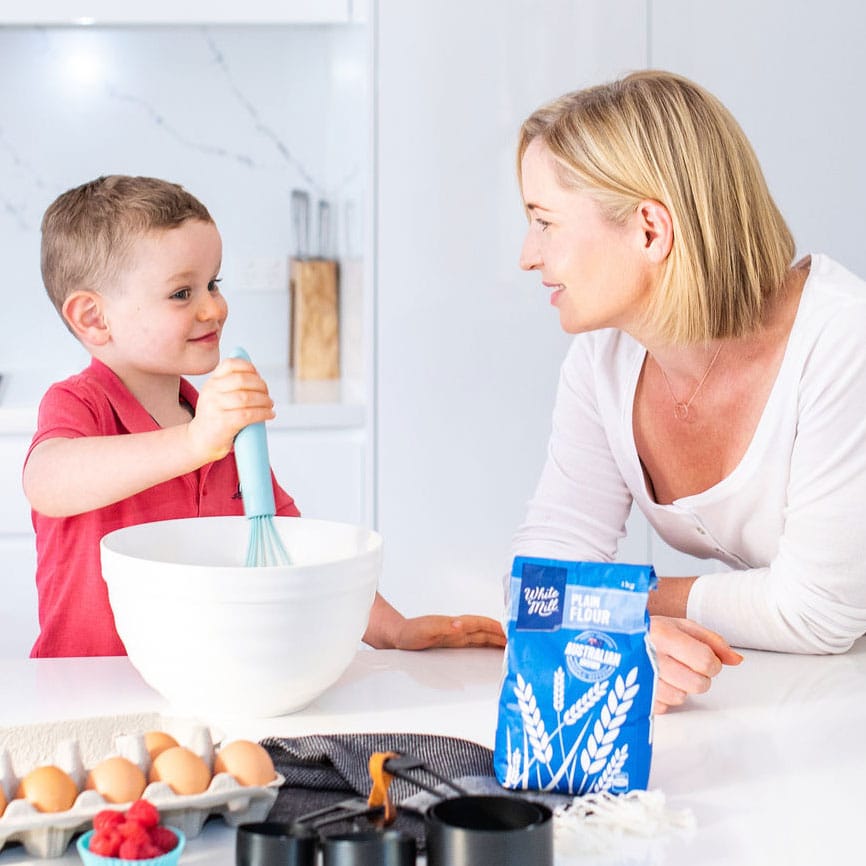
[494,557,658,796]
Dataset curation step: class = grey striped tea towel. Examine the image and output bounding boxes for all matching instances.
[260,732,568,847]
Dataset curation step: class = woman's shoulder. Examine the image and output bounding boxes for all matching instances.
[563,328,644,382]
[564,328,644,363]
[560,329,645,415]
[792,254,866,377]
[802,254,866,315]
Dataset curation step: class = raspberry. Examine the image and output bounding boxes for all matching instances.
[119,838,151,860]
[126,798,160,829]
[149,826,178,853]
[89,828,122,857]
[118,822,150,844]
[93,809,125,833]
[139,842,162,859]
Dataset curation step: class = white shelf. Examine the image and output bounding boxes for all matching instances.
[0,1,352,25]
[0,368,364,435]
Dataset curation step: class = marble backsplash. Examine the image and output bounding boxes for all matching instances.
[0,23,367,378]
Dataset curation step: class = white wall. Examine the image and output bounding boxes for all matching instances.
[647,0,866,574]
[375,0,866,615]
[0,24,366,376]
[374,0,647,617]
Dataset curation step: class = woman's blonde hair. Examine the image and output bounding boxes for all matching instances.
[518,70,795,343]
[41,175,213,317]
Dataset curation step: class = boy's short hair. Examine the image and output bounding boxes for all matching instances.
[518,70,795,344]
[41,175,213,316]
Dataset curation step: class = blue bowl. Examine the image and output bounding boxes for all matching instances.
[76,827,186,866]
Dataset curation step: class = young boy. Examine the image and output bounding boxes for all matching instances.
[24,175,505,657]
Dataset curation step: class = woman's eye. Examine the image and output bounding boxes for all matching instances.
[171,288,191,300]
[536,218,551,231]
[208,278,222,292]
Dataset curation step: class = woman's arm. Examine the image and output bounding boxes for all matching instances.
[648,576,696,617]
[510,336,634,562]
[686,304,866,654]
[512,337,739,707]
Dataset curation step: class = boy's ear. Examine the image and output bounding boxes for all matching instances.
[62,291,111,347]
[635,199,674,264]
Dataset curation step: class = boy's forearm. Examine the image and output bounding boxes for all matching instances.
[23,426,210,517]
[362,592,404,649]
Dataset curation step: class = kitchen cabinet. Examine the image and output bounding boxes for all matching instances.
[0,436,39,658]
[0,1,360,24]
[0,417,366,658]
[267,428,366,526]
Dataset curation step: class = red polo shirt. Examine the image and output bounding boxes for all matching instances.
[25,359,299,658]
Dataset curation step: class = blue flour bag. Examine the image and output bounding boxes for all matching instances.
[494,556,658,795]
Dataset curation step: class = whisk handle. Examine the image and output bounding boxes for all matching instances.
[228,347,277,519]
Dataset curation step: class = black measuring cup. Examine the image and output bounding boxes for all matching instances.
[236,821,317,866]
[376,753,553,866]
[237,797,416,866]
[425,794,552,866]
[321,829,416,866]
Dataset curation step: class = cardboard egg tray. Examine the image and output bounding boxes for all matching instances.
[0,712,282,858]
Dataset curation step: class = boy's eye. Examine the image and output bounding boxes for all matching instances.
[171,288,192,300]
[208,278,222,292]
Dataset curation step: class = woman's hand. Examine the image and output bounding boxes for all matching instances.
[650,615,743,714]
[187,357,275,464]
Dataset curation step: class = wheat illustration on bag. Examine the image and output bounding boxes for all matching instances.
[507,665,640,794]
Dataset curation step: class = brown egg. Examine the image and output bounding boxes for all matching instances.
[85,755,147,804]
[16,765,78,813]
[143,731,179,761]
[148,746,211,795]
[213,740,276,787]
[0,783,6,817]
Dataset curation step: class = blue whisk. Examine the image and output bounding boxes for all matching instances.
[229,347,292,567]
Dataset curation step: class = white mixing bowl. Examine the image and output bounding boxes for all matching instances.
[100,516,382,718]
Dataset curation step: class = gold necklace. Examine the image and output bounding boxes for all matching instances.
[657,346,722,421]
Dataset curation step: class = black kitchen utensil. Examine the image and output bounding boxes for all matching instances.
[321,829,416,866]
[236,821,317,866]
[372,752,553,866]
[291,796,416,866]
[425,795,553,866]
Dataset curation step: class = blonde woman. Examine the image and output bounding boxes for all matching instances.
[513,70,866,712]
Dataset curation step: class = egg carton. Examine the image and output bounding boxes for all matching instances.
[0,713,282,858]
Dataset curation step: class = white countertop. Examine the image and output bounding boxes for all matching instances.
[2,642,866,865]
[0,368,365,435]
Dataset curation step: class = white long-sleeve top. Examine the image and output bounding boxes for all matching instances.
[511,254,866,654]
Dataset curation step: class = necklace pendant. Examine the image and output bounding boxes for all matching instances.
[673,402,690,421]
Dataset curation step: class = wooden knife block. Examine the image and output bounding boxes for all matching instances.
[290,258,340,380]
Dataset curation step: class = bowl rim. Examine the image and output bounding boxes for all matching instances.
[100,515,384,571]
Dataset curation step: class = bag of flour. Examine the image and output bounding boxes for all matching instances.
[494,556,657,796]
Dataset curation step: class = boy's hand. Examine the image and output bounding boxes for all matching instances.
[650,616,743,714]
[389,614,507,650]
[187,357,276,463]
[363,593,506,650]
